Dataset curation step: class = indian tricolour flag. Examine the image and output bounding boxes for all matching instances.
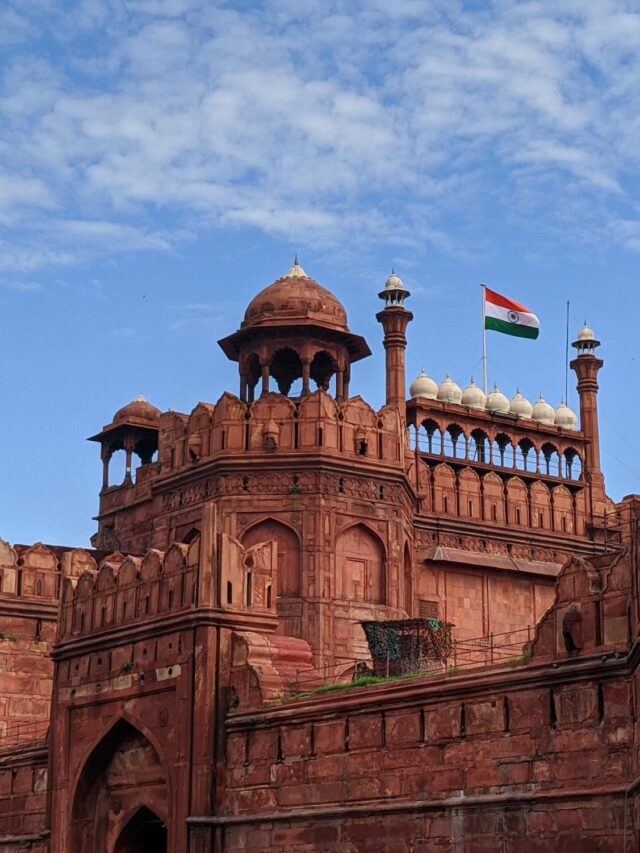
[484,287,540,340]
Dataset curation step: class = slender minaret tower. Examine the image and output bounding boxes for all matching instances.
[376,271,413,419]
[570,323,607,522]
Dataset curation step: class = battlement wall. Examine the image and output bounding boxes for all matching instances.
[58,530,278,644]
[104,390,406,490]
[0,541,100,748]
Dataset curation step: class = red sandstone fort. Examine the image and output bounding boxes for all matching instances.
[0,261,638,851]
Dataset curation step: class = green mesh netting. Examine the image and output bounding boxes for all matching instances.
[361,618,454,677]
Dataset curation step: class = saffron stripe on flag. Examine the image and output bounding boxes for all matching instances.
[484,287,530,313]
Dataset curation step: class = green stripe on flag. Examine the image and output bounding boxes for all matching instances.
[485,317,539,339]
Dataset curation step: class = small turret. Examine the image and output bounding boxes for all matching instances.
[376,270,413,417]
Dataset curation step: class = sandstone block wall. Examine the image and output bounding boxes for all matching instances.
[222,667,634,851]
[0,745,48,851]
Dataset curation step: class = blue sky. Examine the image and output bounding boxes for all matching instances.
[1,0,639,546]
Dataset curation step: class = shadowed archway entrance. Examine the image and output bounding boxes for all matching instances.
[70,719,168,852]
[114,806,167,853]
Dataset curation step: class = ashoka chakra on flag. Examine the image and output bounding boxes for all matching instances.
[484,287,539,339]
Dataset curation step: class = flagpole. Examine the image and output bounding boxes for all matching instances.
[564,299,570,403]
[481,284,488,393]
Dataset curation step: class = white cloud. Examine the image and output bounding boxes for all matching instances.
[2,0,640,271]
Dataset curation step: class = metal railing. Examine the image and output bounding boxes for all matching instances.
[286,626,534,698]
[0,719,49,750]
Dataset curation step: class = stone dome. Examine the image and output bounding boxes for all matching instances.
[382,271,407,292]
[509,390,533,419]
[461,379,486,410]
[243,261,348,332]
[485,384,510,414]
[532,395,555,425]
[410,369,438,399]
[437,374,462,404]
[555,400,578,430]
[114,396,161,424]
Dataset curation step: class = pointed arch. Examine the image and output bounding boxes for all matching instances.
[482,471,505,523]
[432,462,457,514]
[71,715,169,853]
[530,481,552,530]
[459,467,481,519]
[336,522,386,604]
[240,517,301,598]
[114,805,167,853]
[506,476,529,526]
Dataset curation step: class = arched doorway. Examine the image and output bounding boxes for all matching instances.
[115,806,167,853]
[71,720,168,853]
[241,518,302,637]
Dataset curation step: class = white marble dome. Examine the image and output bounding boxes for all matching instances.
[485,384,510,414]
[554,400,578,430]
[509,390,533,419]
[461,379,486,410]
[409,369,438,399]
[576,323,596,342]
[383,270,406,292]
[532,394,555,425]
[437,374,462,403]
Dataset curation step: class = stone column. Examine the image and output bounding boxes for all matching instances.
[101,446,112,490]
[376,305,413,420]
[301,359,311,396]
[260,361,270,396]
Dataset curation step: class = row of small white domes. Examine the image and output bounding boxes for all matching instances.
[409,371,577,429]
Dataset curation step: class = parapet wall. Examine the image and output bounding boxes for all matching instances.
[158,391,405,474]
[222,666,633,851]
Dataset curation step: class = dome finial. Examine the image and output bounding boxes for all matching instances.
[286,257,307,278]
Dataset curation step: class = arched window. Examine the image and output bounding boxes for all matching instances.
[517,438,535,472]
[443,424,464,458]
[310,350,336,393]
[421,419,441,454]
[494,433,512,468]
[541,443,560,477]
[470,429,489,463]
[563,448,582,480]
[270,348,303,396]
